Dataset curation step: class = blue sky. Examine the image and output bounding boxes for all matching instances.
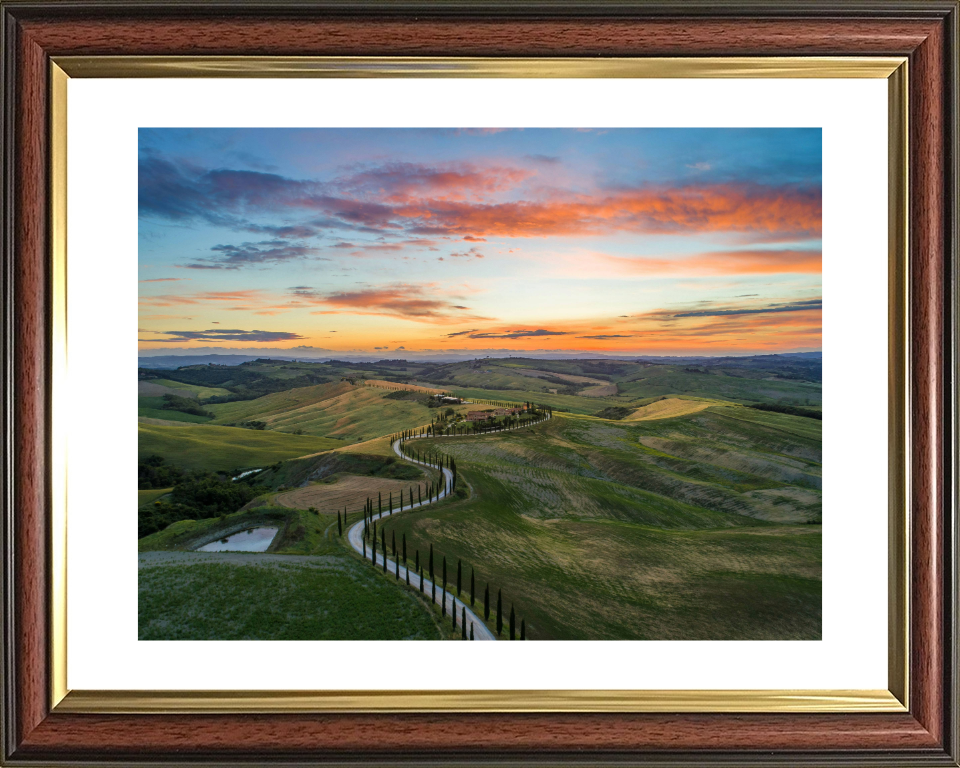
[138,128,821,356]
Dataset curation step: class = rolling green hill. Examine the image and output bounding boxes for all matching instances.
[208,381,470,443]
[138,423,342,472]
[139,507,446,640]
[146,379,232,400]
[378,408,821,640]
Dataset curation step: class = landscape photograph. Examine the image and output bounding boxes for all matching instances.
[138,127,822,641]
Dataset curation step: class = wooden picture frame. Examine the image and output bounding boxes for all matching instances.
[1,1,957,764]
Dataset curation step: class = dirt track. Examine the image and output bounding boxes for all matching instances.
[274,474,431,514]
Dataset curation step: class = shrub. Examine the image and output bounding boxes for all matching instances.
[160,394,213,418]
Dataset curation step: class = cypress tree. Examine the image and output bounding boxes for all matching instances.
[373,519,376,540]
[419,567,424,593]
[484,584,490,620]
[405,563,410,585]
[415,549,419,572]
[457,560,462,596]
[471,570,475,606]
[442,557,447,593]
[521,619,525,640]
[461,608,467,639]
[363,538,366,558]
[389,491,392,515]
[418,486,422,505]
[470,623,475,640]
[510,605,516,640]
[452,599,456,630]
[371,535,376,564]
[395,554,400,580]
[337,511,342,537]
[382,529,387,573]
[496,589,503,637]
[441,584,446,617]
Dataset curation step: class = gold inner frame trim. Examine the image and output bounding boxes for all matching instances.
[56,688,904,714]
[52,55,906,79]
[49,56,910,715]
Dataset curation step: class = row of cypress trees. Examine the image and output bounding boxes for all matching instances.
[361,529,527,641]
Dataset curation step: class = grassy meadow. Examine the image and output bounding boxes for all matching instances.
[139,503,450,640]
[208,381,471,443]
[377,409,821,640]
[138,422,342,472]
[138,354,822,641]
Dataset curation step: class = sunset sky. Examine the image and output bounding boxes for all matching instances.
[138,128,821,358]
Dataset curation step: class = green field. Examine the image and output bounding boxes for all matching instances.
[148,379,232,400]
[138,487,171,508]
[208,381,469,443]
[139,504,447,640]
[138,423,342,472]
[424,357,820,408]
[377,409,821,640]
[139,559,446,640]
[138,353,821,641]
[138,395,213,424]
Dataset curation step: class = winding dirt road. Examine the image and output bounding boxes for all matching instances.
[345,413,551,641]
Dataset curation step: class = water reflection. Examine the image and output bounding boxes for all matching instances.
[197,527,278,552]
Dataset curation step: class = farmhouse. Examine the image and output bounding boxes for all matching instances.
[493,407,523,416]
[465,410,494,422]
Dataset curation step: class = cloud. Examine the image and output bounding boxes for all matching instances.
[448,247,484,259]
[182,240,320,269]
[140,153,820,248]
[526,154,560,164]
[290,284,488,323]
[334,162,532,203]
[686,162,712,171]
[153,329,306,343]
[445,329,479,337]
[139,289,270,308]
[462,235,486,243]
[672,299,821,318]
[466,329,569,340]
[577,334,635,340]
[139,277,185,283]
[602,248,821,276]
[399,184,820,240]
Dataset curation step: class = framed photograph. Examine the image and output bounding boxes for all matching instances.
[1,1,957,765]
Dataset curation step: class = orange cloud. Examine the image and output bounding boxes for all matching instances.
[602,249,821,276]
[395,184,821,240]
[139,289,270,307]
[293,284,492,325]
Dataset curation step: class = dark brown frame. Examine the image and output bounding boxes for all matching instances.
[2,2,958,765]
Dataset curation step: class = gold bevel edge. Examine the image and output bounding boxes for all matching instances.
[887,60,910,710]
[49,61,68,711]
[54,689,906,714]
[47,54,912,715]
[50,55,906,79]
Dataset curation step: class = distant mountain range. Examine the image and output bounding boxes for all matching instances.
[138,349,822,370]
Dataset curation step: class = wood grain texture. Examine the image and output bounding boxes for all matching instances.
[908,14,948,749]
[13,712,944,755]
[2,5,957,765]
[12,21,49,749]
[17,16,942,56]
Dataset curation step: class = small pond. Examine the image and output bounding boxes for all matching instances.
[197,527,278,552]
